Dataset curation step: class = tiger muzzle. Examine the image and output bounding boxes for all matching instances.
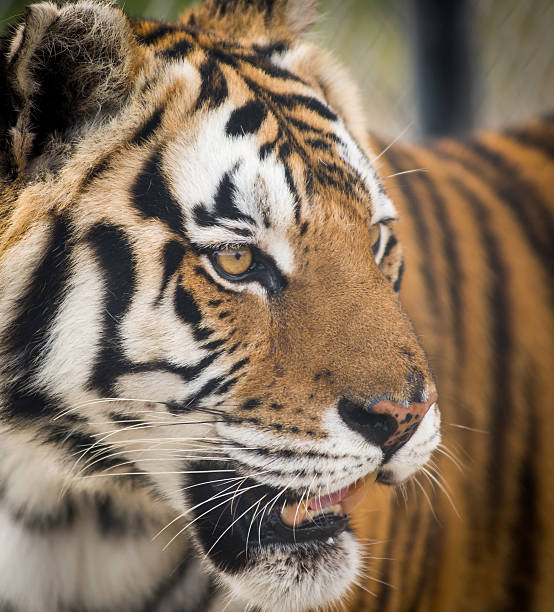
[338,392,438,453]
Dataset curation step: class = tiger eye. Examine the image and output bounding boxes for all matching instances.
[214,247,253,276]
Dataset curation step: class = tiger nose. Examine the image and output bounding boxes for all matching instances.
[338,392,438,450]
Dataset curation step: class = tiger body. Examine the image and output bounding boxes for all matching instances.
[354,125,554,611]
[0,1,552,611]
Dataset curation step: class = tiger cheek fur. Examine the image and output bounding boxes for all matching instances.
[15,1,554,612]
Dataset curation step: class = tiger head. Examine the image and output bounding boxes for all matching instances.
[0,1,439,610]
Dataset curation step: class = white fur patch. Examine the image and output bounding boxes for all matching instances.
[165,103,297,287]
[220,533,361,612]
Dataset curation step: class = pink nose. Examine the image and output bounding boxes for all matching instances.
[372,392,438,450]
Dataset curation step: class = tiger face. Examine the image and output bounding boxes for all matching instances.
[0,1,439,610]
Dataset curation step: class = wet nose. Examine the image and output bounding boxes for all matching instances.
[338,392,438,451]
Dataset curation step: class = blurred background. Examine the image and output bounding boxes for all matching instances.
[1,0,553,140]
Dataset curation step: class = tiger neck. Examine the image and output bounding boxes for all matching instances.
[0,429,226,611]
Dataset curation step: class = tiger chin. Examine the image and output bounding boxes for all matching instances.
[0,1,446,611]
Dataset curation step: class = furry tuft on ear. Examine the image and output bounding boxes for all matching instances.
[2,1,142,175]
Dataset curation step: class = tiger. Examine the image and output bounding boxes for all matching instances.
[0,1,552,611]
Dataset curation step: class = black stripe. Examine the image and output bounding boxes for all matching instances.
[172,351,223,384]
[132,149,184,237]
[88,224,136,394]
[381,143,441,320]
[186,376,226,406]
[159,240,187,300]
[449,177,512,529]
[174,279,214,342]
[95,494,153,537]
[130,106,165,145]
[213,167,256,224]
[282,161,300,223]
[174,280,201,327]
[439,140,554,278]
[392,259,404,293]
[406,504,434,612]
[81,153,113,189]
[9,496,75,531]
[291,118,326,134]
[240,398,261,411]
[134,22,179,45]
[211,43,305,85]
[226,100,267,137]
[2,216,72,363]
[259,128,281,160]
[382,233,397,258]
[195,59,228,110]
[507,124,554,159]
[2,387,57,422]
[506,366,539,611]
[293,94,337,121]
[2,216,72,420]
[217,376,239,394]
[266,91,337,122]
[228,357,249,375]
[45,427,135,477]
[202,339,226,351]
[417,170,465,359]
[159,38,194,59]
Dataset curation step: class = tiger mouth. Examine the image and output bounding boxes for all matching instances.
[186,462,378,571]
[279,471,377,529]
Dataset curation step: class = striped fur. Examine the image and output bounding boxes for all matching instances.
[349,123,554,612]
[0,2,552,611]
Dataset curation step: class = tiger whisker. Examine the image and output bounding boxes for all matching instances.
[256,473,301,547]
[205,495,267,560]
[83,468,238,478]
[52,397,171,421]
[153,475,266,541]
[162,481,266,551]
[244,497,263,559]
[421,466,461,519]
[435,444,465,472]
[371,121,413,164]
[350,578,378,598]
[74,454,238,481]
[412,475,440,523]
[444,422,489,434]
[385,168,428,178]
[69,421,225,471]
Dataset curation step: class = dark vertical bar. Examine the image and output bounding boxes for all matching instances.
[412,0,475,138]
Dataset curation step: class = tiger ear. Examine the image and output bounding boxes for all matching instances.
[283,0,318,35]
[198,0,318,36]
[2,1,142,176]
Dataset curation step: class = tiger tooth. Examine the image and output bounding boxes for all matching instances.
[280,502,309,527]
[308,504,342,519]
[280,473,379,528]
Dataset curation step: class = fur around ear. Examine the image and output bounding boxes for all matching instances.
[283,0,318,35]
[2,1,142,175]
[191,0,318,38]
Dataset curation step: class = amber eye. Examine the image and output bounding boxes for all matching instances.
[213,247,253,277]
